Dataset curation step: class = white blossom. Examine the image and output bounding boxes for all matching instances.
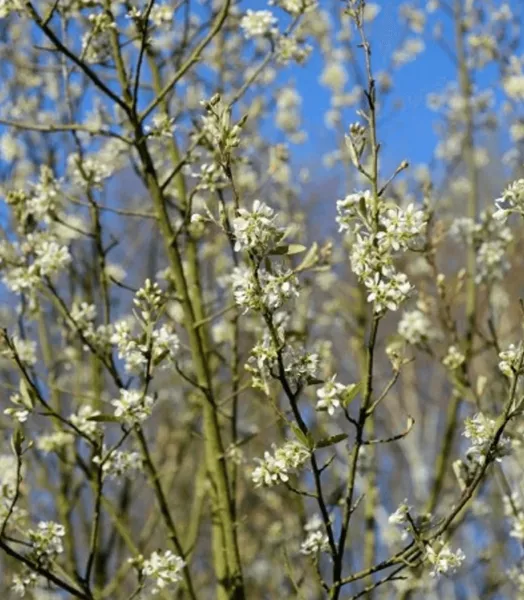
[240,10,276,39]
[315,375,348,416]
[232,200,283,254]
[388,501,410,526]
[70,405,101,437]
[138,550,185,595]
[300,530,329,555]
[93,448,143,480]
[498,343,521,377]
[37,431,75,453]
[426,542,465,577]
[398,309,436,344]
[28,522,65,565]
[269,0,317,14]
[252,441,309,487]
[463,412,511,464]
[111,389,154,427]
[442,345,465,370]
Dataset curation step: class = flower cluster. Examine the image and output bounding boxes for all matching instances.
[93,448,143,480]
[110,281,179,373]
[149,4,174,29]
[112,319,179,373]
[70,302,97,331]
[36,431,75,454]
[336,191,426,313]
[4,392,30,423]
[5,166,61,230]
[388,500,410,526]
[510,513,524,541]
[246,330,318,393]
[398,308,437,345]
[365,269,412,313]
[269,0,317,14]
[240,10,277,39]
[315,375,351,416]
[494,179,524,221]
[232,200,284,256]
[2,335,37,366]
[0,232,71,294]
[134,550,185,595]
[111,389,154,427]
[425,542,465,577]
[498,343,522,377]
[70,405,101,437]
[449,211,513,283]
[463,412,511,464]
[231,265,298,313]
[300,529,329,555]
[67,152,113,187]
[0,454,20,500]
[252,440,310,487]
[275,35,312,65]
[442,345,465,370]
[201,94,246,163]
[28,522,65,566]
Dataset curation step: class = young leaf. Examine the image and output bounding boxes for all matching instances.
[342,383,360,408]
[316,433,348,449]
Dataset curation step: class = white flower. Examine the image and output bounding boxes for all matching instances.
[71,302,97,330]
[494,179,524,221]
[498,343,521,377]
[320,62,348,92]
[10,336,37,365]
[231,266,259,311]
[365,270,413,313]
[28,522,65,564]
[150,4,174,28]
[232,200,282,255]
[426,542,465,577]
[11,571,37,597]
[0,455,20,499]
[240,10,277,39]
[252,441,310,487]
[138,550,185,594]
[510,514,524,541]
[392,38,425,67]
[70,405,101,437]
[269,0,317,15]
[442,345,465,370]
[315,375,347,416]
[377,203,427,251]
[111,389,154,426]
[463,413,511,463]
[388,501,410,525]
[151,325,180,365]
[336,190,372,233]
[300,530,329,555]
[93,448,143,480]
[398,309,436,344]
[36,431,75,453]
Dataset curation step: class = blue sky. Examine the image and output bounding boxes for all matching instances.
[242,0,522,179]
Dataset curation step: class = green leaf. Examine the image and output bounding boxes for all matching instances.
[316,433,348,449]
[271,244,307,256]
[19,379,36,410]
[296,243,318,271]
[290,423,313,449]
[11,426,24,456]
[342,383,360,408]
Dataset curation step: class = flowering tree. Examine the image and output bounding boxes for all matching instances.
[0,0,523,598]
